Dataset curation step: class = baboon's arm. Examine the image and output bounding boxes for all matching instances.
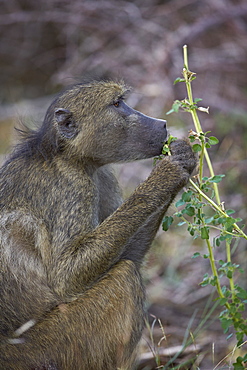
[52,140,196,297]
[120,208,166,264]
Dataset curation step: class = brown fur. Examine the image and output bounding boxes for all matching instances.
[0,80,197,369]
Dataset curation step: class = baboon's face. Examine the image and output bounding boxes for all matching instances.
[53,82,167,164]
[92,99,167,163]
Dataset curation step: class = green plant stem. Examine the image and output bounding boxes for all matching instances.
[199,140,205,184]
[208,225,242,238]
[181,220,241,239]
[179,45,247,344]
[183,45,221,205]
[200,210,227,304]
[213,340,247,370]
[226,240,236,299]
[205,238,225,300]
[183,45,245,316]
[189,179,247,240]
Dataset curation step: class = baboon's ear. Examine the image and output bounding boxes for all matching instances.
[55,108,79,139]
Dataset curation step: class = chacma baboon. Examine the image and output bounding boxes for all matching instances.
[0,80,196,370]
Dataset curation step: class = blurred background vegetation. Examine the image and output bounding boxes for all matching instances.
[0,0,246,368]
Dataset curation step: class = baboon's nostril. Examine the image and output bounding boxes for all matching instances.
[156,118,166,128]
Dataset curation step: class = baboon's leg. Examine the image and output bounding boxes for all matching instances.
[1,260,144,370]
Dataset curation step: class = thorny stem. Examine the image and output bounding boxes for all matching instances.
[172,45,247,346]
[183,45,239,323]
[183,45,221,205]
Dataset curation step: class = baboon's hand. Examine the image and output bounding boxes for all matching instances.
[169,139,197,175]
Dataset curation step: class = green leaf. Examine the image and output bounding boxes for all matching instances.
[162,216,173,231]
[235,217,242,223]
[174,77,185,85]
[183,206,195,217]
[215,238,221,247]
[227,271,233,279]
[182,190,193,202]
[162,147,170,155]
[188,135,196,142]
[194,98,202,103]
[200,273,210,287]
[173,101,182,112]
[220,317,232,333]
[242,354,247,362]
[233,362,245,370]
[209,174,225,183]
[221,286,228,294]
[241,354,247,362]
[175,199,185,207]
[236,287,247,300]
[204,216,215,224]
[192,143,202,152]
[236,332,244,346]
[192,252,200,258]
[177,221,186,226]
[188,226,195,236]
[208,136,219,145]
[210,276,217,286]
[167,135,177,145]
[219,297,228,306]
[166,100,182,115]
[224,217,236,230]
[200,226,209,239]
[166,108,174,115]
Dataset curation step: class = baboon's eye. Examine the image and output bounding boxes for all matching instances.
[113,101,120,107]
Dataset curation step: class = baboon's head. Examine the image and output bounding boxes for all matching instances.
[44,80,167,164]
